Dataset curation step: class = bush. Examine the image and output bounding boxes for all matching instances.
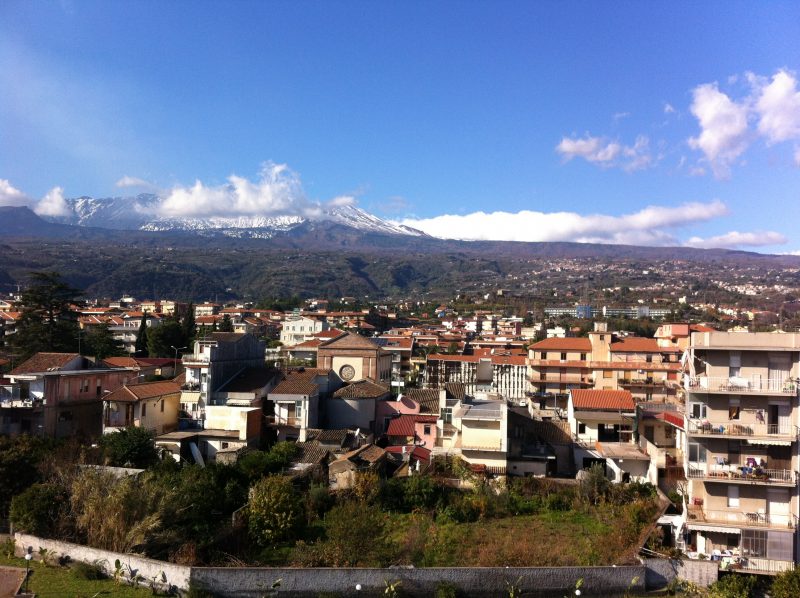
[771,567,800,598]
[72,561,106,580]
[99,426,159,468]
[248,475,303,547]
[708,573,758,598]
[403,475,439,511]
[320,500,387,566]
[10,482,67,537]
[435,581,459,598]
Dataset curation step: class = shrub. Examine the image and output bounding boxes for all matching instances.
[9,482,67,537]
[435,581,459,598]
[99,426,159,468]
[403,475,439,511]
[72,560,106,580]
[248,475,303,547]
[771,567,800,598]
[708,573,758,598]
[321,500,387,566]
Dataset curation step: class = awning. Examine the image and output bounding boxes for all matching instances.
[747,439,792,446]
[688,524,741,534]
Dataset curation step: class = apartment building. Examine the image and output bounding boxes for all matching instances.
[280,315,330,347]
[684,331,800,574]
[527,323,682,407]
[424,353,528,399]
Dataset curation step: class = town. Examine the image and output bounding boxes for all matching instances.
[1,272,800,597]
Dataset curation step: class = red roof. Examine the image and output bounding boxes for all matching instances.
[530,337,592,351]
[655,411,685,429]
[611,337,680,353]
[384,444,432,462]
[386,414,438,436]
[570,389,634,411]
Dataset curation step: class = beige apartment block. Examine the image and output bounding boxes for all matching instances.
[684,331,800,574]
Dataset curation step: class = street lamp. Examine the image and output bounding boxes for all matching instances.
[171,345,187,370]
[24,547,32,594]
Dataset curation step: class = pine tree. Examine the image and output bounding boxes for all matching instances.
[134,311,149,357]
[219,314,234,332]
[182,303,196,346]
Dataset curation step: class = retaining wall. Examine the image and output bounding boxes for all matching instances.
[12,533,718,596]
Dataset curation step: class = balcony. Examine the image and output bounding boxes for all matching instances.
[687,419,798,439]
[638,436,683,468]
[529,374,592,385]
[687,506,797,530]
[182,354,211,365]
[736,557,796,575]
[687,466,797,486]
[458,439,505,452]
[265,415,301,426]
[686,376,798,395]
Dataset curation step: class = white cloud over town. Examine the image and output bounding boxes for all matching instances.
[685,230,787,249]
[556,134,652,172]
[399,199,763,247]
[0,179,28,206]
[33,186,70,217]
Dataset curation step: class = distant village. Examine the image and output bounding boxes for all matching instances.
[3,287,800,581]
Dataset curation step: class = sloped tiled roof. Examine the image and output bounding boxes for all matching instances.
[210,332,246,342]
[386,414,438,436]
[385,445,431,462]
[403,388,440,414]
[11,353,82,375]
[271,372,318,396]
[219,367,276,392]
[611,337,680,353]
[570,389,634,411]
[530,337,593,351]
[105,380,181,403]
[444,382,466,401]
[103,357,140,368]
[319,331,384,351]
[295,441,330,464]
[333,379,389,399]
[339,443,386,465]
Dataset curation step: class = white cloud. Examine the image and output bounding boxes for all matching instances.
[687,82,750,178]
[685,230,787,249]
[34,186,70,217]
[400,200,728,245]
[556,134,652,171]
[116,175,157,191]
[753,69,800,144]
[664,103,676,114]
[0,179,29,206]
[159,162,324,219]
[613,112,630,121]
[326,195,357,208]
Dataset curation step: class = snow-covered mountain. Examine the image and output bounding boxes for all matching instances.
[46,195,425,238]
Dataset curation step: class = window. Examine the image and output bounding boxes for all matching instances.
[728,440,741,465]
[295,400,303,419]
[580,353,587,361]
[729,398,740,420]
[441,407,452,424]
[729,352,741,378]
[727,485,739,508]
[688,442,707,463]
[646,355,653,363]
[141,402,147,417]
[599,335,605,341]
[561,352,567,360]
[664,426,673,439]
[423,425,431,435]
[541,352,547,360]
[160,400,165,413]
[222,442,229,449]
[603,370,613,379]
[578,423,586,435]
[689,402,707,420]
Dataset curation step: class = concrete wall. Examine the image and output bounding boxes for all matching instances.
[14,533,190,591]
[642,558,718,589]
[191,565,646,597]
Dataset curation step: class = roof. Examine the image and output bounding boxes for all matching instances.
[654,411,685,429]
[444,382,466,401]
[105,380,181,403]
[305,428,351,448]
[318,331,384,351]
[270,369,320,396]
[530,337,592,351]
[403,388,440,414]
[315,329,347,339]
[11,352,82,375]
[596,442,650,460]
[295,441,330,464]
[570,389,635,411]
[333,379,389,399]
[218,367,276,393]
[103,357,141,368]
[339,443,386,465]
[210,332,247,343]
[386,414,438,436]
[384,445,432,462]
[611,337,680,353]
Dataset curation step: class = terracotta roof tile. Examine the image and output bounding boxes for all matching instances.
[11,353,82,375]
[105,380,181,403]
[333,379,389,399]
[530,337,592,351]
[403,388,440,413]
[570,389,634,411]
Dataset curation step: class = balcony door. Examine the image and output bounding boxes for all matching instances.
[767,488,790,526]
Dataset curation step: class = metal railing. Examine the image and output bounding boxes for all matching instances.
[688,508,797,529]
[686,376,798,394]
[735,557,796,574]
[687,419,798,438]
[687,466,796,485]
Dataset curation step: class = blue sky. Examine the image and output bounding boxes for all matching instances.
[1,1,799,251]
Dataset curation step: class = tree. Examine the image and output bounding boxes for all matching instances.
[99,427,159,468]
[320,500,387,566]
[134,311,149,357]
[0,435,50,520]
[248,475,303,546]
[84,323,125,360]
[182,303,196,346]
[11,271,82,360]
[146,320,187,358]
[218,314,234,333]
[771,568,800,598]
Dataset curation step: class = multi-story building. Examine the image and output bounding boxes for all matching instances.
[280,315,330,347]
[316,332,392,383]
[683,331,800,574]
[424,354,528,400]
[527,323,682,406]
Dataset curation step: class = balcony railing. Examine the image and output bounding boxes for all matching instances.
[686,376,798,395]
[687,507,797,529]
[638,436,683,468]
[182,354,210,365]
[265,415,301,426]
[459,440,504,452]
[529,374,592,384]
[687,419,798,438]
[687,466,797,486]
[735,557,796,574]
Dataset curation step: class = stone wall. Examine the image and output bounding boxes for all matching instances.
[642,558,719,588]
